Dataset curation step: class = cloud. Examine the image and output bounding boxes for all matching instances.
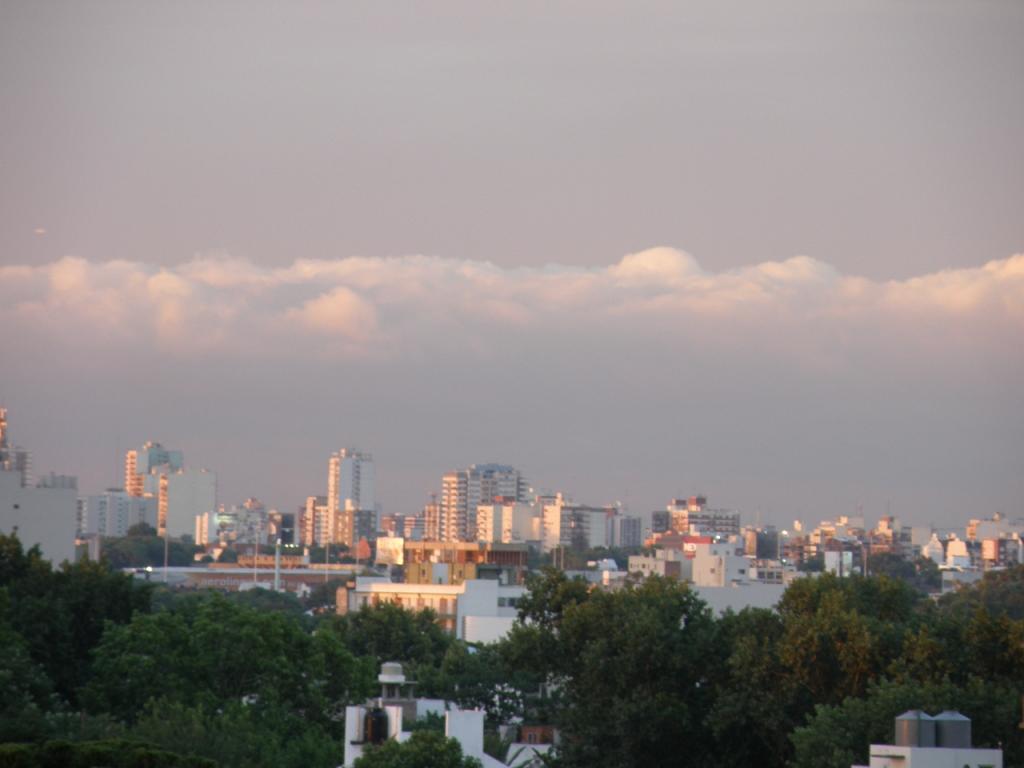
[1,248,1021,365]
[286,286,378,341]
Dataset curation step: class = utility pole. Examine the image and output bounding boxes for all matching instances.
[273,538,281,592]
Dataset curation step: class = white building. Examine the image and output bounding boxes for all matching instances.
[476,501,540,544]
[343,662,506,768]
[441,464,527,542]
[125,442,216,537]
[690,539,750,587]
[339,577,525,642]
[921,534,945,565]
[541,493,613,553]
[1,467,78,565]
[944,535,971,569]
[852,710,1001,768]
[327,449,377,547]
[80,489,157,538]
[0,410,77,564]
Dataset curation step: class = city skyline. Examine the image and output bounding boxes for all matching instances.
[0,402,1018,532]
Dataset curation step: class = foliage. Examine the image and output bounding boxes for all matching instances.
[0,594,58,742]
[0,739,216,768]
[3,532,1024,768]
[325,602,453,667]
[938,564,1024,619]
[516,573,720,768]
[82,592,374,728]
[406,711,445,733]
[867,553,940,593]
[0,532,151,704]
[126,698,345,768]
[352,730,483,768]
[101,533,199,569]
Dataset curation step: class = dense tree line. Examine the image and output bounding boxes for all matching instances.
[2,530,1023,768]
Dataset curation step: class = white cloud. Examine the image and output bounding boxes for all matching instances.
[1,248,1021,362]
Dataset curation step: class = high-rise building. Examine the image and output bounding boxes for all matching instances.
[541,493,615,553]
[666,496,740,537]
[1,409,77,563]
[612,515,642,548]
[476,501,540,544]
[0,407,32,487]
[439,464,527,542]
[302,495,329,546]
[124,442,215,537]
[80,489,157,538]
[422,502,441,542]
[327,449,376,548]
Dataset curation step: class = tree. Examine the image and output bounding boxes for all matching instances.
[101,533,197,568]
[0,593,58,742]
[83,592,374,729]
[938,564,1024,619]
[522,576,721,768]
[705,608,805,768]
[353,730,483,768]
[127,522,158,537]
[0,532,151,704]
[325,602,453,667]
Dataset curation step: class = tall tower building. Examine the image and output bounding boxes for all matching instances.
[439,464,527,542]
[123,442,213,537]
[326,449,376,548]
[0,407,32,487]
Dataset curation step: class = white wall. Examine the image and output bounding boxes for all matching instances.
[0,469,77,564]
[167,470,216,538]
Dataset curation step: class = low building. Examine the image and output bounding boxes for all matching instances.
[337,577,525,641]
[852,709,1001,768]
[343,662,505,768]
[404,540,528,584]
[628,550,685,579]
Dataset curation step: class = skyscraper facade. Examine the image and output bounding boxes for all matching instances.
[439,464,528,542]
[123,442,214,536]
[326,449,376,548]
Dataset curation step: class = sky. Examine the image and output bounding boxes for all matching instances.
[1,1,1022,529]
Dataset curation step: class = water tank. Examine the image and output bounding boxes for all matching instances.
[364,707,389,745]
[894,710,935,747]
[935,710,971,748]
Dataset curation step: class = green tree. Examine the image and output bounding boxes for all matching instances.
[83,592,374,729]
[0,532,151,704]
[0,593,58,741]
[326,602,453,667]
[705,608,805,768]
[353,730,482,768]
[535,576,721,768]
[938,564,1024,619]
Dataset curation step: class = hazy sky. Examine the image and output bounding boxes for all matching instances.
[1,1,1022,528]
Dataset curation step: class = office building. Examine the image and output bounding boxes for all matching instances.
[440,464,528,542]
[0,410,77,563]
[124,442,215,537]
[79,489,157,538]
[327,449,376,548]
[541,493,614,553]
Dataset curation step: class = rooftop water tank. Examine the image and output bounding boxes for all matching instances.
[895,710,936,747]
[934,710,971,748]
